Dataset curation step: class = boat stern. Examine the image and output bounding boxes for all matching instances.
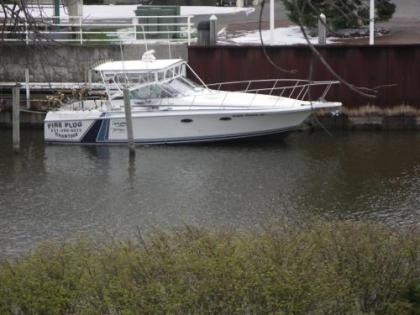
[44,111,103,143]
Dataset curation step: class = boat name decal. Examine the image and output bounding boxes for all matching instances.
[110,120,127,134]
[46,121,84,139]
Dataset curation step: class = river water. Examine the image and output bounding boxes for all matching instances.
[0,129,419,257]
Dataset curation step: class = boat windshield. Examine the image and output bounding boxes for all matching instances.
[130,84,177,99]
[166,77,201,95]
[126,77,202,100]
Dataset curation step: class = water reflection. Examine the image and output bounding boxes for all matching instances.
[0,129,419,257]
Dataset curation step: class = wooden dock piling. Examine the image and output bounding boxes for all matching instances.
[25,68,30,109]
[123,88,135,157]
[12,84,21,153]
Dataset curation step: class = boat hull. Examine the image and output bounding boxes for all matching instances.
[44,109,311,145]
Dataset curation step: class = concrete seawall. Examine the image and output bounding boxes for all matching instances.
[0,111,45,128]
[0,43,187,82]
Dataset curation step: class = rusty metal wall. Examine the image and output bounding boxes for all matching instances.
[188,45,420,109]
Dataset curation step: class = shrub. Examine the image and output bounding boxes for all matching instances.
[281,0,396,30]
[0,220,419,314]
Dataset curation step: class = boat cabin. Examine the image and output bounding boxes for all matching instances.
[94,56,204,105]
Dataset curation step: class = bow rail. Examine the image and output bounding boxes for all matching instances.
[205,79,340,102]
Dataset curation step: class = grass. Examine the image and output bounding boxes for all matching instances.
[0,219,419,314]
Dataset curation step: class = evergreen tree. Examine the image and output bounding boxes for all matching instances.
[281,0,396,30]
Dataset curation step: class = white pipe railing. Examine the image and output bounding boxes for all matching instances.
[204,79,339,106]
[1,15,195,45]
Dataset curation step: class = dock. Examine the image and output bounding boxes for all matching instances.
[0,82,104,91]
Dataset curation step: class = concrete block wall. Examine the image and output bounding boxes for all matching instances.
[0,43,188,83]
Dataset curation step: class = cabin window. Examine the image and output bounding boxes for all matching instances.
[165,69,174,79]
[130,84,177,100]
[165,78,201,95]
[219,117,232,121]
[114,73,129,85]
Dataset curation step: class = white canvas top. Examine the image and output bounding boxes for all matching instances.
[94,59,184,72]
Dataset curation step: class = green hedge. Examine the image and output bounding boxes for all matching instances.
[0,220,419,314]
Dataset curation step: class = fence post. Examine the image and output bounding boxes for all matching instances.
[132,17,137,41]
[209,15,217,46]
[369,0,375,45]
[187,16,191,46]
[12,84,21,153]
[269,0,275,44]
[123,88,135,157]
[79,16,83,44]
[25,21,29,45]
[318,13,327,45]
[25,68,30,109]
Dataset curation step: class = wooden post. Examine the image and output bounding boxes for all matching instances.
[25,68,30,109]
[123,88,135,156]
[318,13,327,45]
[12,84,21,153]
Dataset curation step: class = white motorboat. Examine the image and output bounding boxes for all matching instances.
[44,51,341,144]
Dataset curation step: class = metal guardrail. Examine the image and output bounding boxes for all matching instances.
[0,15,194,45]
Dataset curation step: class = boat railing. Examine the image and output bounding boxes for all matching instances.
[207,79,338,97]
[198,79,340,108]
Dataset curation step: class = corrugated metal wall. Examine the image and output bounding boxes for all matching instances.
[188,45,420,109]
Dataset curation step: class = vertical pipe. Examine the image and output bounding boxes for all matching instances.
[79,16,83,44]
[88,69,92,90]
[25,22,29,45]
[318,13,326,45]
[209,15,217,46]
[123,88,135,156]
[12,85,20,153]
[270,0,275,44]
[25,68,30,109]
[369,0,375,45]
[187,16,191,46]
[132,17,137,41]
